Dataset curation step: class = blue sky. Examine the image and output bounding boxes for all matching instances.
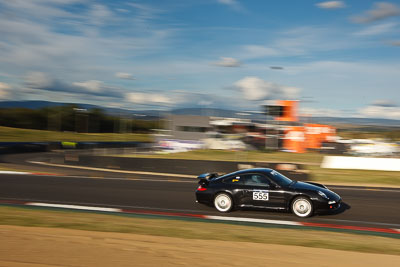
[0,0,400,119]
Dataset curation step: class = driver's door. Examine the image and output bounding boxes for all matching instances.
[241,173,285,208]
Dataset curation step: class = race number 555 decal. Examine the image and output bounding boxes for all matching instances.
[253,190,269,201]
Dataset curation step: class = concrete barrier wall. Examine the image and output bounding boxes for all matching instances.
[0,142,150,154]
[321,156,400,171]
[65,155,309,181]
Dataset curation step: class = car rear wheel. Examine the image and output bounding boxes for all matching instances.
[214,193,233,213]
[292,196,313,218]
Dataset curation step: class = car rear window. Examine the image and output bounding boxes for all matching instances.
[241,174,271,187]
[223,175,243,185]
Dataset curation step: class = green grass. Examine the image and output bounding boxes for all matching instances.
[0,126,152,142]
[118,149,324,164]
[0,206,399,255]
[117,149,400,186]
[307,165,400,185]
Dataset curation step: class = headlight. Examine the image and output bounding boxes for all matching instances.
[318,191,329,199]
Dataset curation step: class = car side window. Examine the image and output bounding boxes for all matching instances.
[223,175,243,185]
[242,174,271,187]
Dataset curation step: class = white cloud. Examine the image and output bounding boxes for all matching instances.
[25,72,53,89]
[214,57,241,67]
[354,22,397,36]
[115,72,136,80]
[198,100,213,106]
[0,82,10,90]
[281,86,301,100]
[234,76,300,101]
[127,2,165,26]
[240,26,355,60]
[126,92,172,105]
[73,80,103,93]
[116,8,130,13]
[0,82,10,99]
[0,0,83,21]
[0,0,174,80]
[89,4,113,26]
[126,93,148,104]
[358,105,400,119]
[235,77,269,100]
[24,72,123,98]
[124,90,242,109]
[316,1,346,9]
[0,0,178,107]
[352,2,400,23]
[217,0,242,10]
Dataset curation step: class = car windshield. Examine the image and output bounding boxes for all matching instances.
[268,170,293,186]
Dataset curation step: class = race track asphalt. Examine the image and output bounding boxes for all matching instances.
[1,173,399,229]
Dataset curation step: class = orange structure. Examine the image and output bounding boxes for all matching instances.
[305,124,336,149]
[274,100,298,122]
[282,124,336,152]
[265,100,337,152]
[283,126,306,153]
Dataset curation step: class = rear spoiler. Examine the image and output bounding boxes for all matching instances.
[197,173,219,185]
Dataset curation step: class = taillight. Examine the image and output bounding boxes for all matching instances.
[197,185,207,191]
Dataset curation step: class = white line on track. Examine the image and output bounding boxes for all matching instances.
[0,171,30,175]
[26,202,121,212]
[22,202,303,227]
[1,197,204,213]
[205,215,302,226]
[2,197,400,228]
[3,200,400,234]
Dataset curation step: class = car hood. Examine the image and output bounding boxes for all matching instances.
[290,181,341,201]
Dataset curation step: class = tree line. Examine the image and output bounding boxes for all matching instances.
[0,105,159,133]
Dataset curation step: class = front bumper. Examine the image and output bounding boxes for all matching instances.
[314,198,342,211]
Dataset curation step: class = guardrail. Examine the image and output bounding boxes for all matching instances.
[0,141,151,154]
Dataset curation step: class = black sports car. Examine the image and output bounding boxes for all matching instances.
[195,168,341,218]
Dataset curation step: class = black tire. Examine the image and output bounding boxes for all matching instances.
[214,193,233,213]
[291,196,313,218]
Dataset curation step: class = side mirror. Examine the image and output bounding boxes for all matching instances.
[270,183,279,189]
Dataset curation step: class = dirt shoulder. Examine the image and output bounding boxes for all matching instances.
[1,225,399,267]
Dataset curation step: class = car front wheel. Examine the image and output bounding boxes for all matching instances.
[214,193,233,213]
[292,196,313,218]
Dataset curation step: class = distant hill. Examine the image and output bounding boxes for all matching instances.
[0,100,67,109]
[1,101,399,126]
[0,101,238,119]
[171,108,239,118]
[0,100,159,120]
[170,109,400,127]
[306,117,400,127]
